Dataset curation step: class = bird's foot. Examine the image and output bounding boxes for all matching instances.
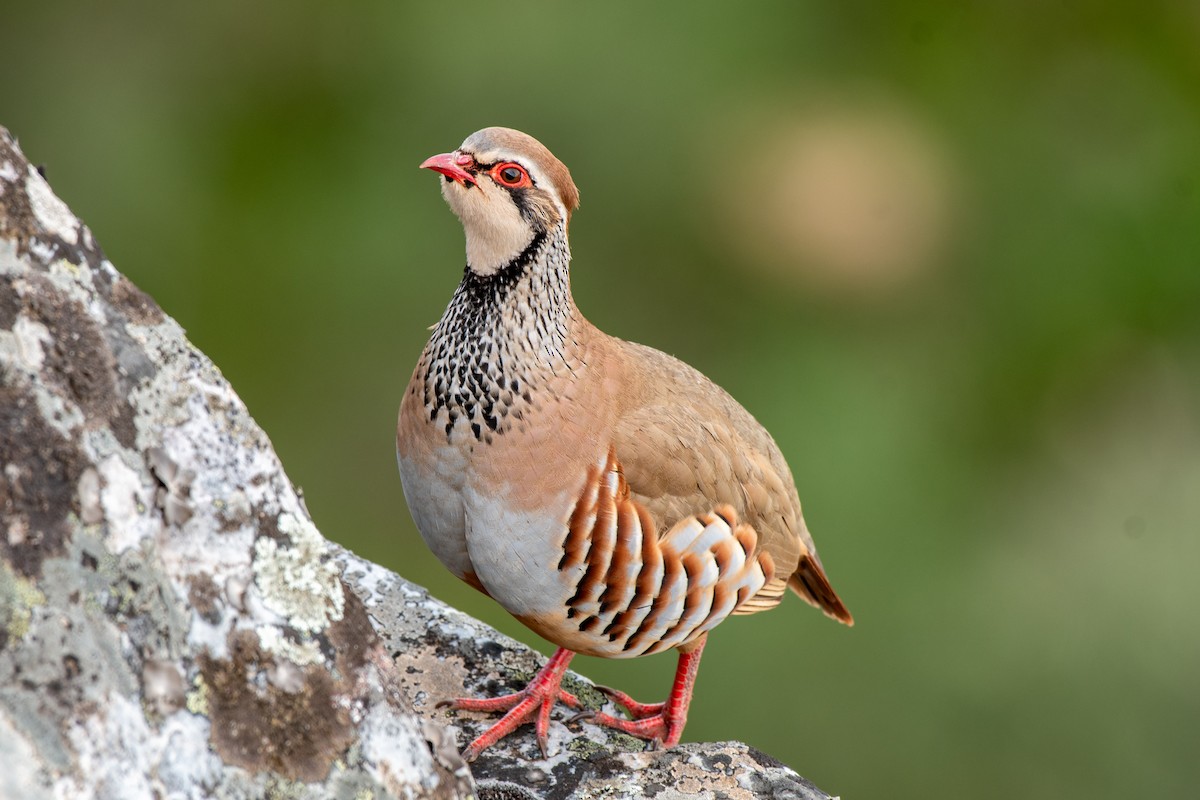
[438,647,579,761]
[593,684,665,719]
[572,702,684,748]
[570,637,707,750]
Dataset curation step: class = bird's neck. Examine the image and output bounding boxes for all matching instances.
[418,224,582,441]
[447,224,578,355]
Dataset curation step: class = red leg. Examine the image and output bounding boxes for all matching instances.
[586,636,706,748]
[439,647,580,761]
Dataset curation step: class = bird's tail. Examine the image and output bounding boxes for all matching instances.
[788,554,854,626]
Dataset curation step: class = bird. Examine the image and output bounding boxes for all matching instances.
[397,127,853,761]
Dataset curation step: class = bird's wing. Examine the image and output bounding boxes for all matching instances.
[608,342,853,624]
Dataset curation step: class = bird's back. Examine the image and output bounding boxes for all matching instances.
[608,338,811,557]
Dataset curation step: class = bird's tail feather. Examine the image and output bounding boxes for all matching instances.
[788,555,854,626]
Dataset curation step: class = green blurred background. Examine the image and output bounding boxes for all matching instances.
[5,1,1198,796]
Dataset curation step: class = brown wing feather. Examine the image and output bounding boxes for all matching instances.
[609,339,852,625]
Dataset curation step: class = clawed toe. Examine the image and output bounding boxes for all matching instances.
[443,648,579,761]
[594,684,666,720]
[585,709,680,747]
[566,708,595,726]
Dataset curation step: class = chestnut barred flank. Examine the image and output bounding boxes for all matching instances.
[557,449,777,657]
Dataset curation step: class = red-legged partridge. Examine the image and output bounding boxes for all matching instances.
[397,127,853,761]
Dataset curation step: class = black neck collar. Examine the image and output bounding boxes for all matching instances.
[458,231,548,309]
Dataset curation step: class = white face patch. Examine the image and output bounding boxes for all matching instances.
[441,178,533,275]
[437,136,571,275]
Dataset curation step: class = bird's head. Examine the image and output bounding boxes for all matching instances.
[421,127,580,275]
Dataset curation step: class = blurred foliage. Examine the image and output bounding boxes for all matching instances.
[5,1,1199,797]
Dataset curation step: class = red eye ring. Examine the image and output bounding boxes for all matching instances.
[491,162,531,188]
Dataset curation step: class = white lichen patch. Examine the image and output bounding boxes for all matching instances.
[127,358,204,446]
[56,691,155,800]
[185,602,233,657]
[0,159,18,184]
[146,366,289,524]
[141,660,186,718]
[78,467,103,525]
[0,714,50,800]
[0,307,85,437]
[154,713,224,796]
[252,513,345,634]
[55,693,224,800]
[46,259,96,299]
[256,625,323,667]
[265,656,309,694]
[358,703,440,797]
[0,240,19,277]
[24,166,78,246]
[334,552,399,610]
[11,315,52,371]
[27,238,57,264]
[98,454,160,554]
[33,380,86,437]
[429,608,494,648]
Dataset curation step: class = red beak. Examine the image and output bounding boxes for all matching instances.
[420,151,477,186]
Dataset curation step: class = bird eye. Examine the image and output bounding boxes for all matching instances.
[493,163,530,188]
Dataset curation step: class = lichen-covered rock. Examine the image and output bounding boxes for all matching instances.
[1,127,470,800]
[349,556,837,799]
[0,125,835,800]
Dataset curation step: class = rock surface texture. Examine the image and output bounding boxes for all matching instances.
[0,126,835,800]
